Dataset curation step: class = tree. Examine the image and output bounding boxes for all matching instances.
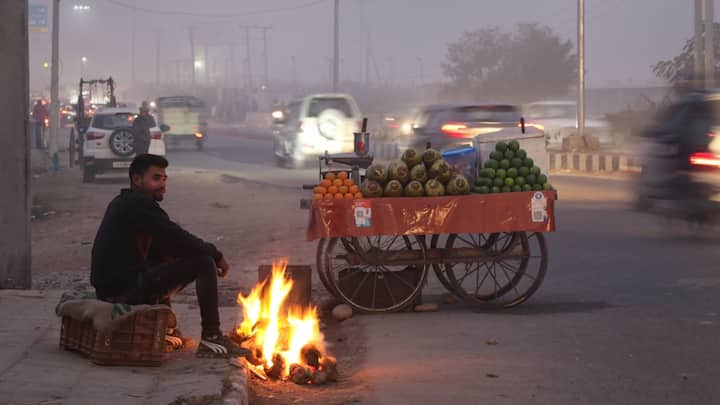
[442,23,576,102]
[653,23,720,85]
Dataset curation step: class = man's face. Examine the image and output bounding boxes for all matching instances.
[131,166,167,201]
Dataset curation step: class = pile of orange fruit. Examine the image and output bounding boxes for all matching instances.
[313,171,363,200]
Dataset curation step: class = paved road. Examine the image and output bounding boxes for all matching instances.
[167,129,719,404]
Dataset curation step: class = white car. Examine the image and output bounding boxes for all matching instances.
[524,100,614,148]
[81,107,166,182]
[272,93,362,167]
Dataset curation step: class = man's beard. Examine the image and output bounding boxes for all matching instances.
[140,182,165,201]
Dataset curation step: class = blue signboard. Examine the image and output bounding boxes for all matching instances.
[29,4,48,32]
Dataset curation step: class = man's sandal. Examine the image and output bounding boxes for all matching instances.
[196,334,251,359]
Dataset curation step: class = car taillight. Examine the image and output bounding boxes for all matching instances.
[151,131,163,140]
[441,123,468,138]
[690,152,720,168]
[86,131,104,140]
[709,132,716,138]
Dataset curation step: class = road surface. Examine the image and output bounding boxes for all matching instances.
[92,127,720,404]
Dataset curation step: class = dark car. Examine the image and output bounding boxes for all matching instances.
[636,91,720,210]
[408,104,538,151]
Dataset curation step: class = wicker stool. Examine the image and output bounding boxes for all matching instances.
[60,306,174,366]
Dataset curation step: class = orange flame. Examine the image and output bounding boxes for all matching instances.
[236,259,325,379]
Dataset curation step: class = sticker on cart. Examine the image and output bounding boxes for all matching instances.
[531,191,548,223]
[354,200,372,228]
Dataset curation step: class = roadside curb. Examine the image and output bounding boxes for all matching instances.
[223,358,250,405]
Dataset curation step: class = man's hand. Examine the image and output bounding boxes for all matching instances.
[217,256,230,278]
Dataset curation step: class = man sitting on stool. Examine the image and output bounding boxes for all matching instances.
[90,154,247,358]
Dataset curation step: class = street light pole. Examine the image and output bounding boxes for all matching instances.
[333,0,339,91]
[49,0,60,169]
[706,0,715,89]
[577,0,585,137]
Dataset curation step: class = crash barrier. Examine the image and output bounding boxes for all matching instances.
[370,142,642,173]
[244,112,272,129]
[370,142,401,161]
[548,151,641,173]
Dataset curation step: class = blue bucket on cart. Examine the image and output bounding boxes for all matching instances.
[442,146,477,180]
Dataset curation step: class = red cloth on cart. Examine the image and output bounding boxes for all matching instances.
[306,191,556,240]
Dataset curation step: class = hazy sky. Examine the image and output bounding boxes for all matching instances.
[29,0,698,94]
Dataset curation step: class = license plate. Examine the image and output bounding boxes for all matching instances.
[112,161,131,168]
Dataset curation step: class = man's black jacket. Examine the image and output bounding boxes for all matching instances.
[91,188,222,298]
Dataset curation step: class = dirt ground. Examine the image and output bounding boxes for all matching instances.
[30,164,368,405]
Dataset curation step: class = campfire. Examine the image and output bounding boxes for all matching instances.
[236,259,337,385]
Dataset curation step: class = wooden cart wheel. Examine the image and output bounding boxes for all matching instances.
[429,234,462,297]
[445,232,548,308]
[316,237,356,299]
[323,235,428,313]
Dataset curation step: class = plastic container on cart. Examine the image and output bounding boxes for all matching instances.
[441,146,478,180]
[473,129,549,177]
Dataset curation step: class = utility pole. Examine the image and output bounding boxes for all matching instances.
[291,55,297,88]
[696,0,704,86]
[188,26,196,86]
[49,0,60,171]
[706,0,715,89]
[577,0,585,137]
[155,30,161,86]
[365,33,370,86]
[131,0,137,84]
[204,44,210,84]
[0,0,31,288]
[333,0,340,91]
[261,27,270,87]
[244,26,253,90]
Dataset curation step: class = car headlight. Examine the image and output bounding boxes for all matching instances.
[401,122,412,135]
[271,110,284,120]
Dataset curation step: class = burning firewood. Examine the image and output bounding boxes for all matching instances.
[235,259,339,384]
[311,369,328,385]
[320,356,338,382]
[289,364,312,385]
[301,344,322,369]
[265,353,286,380]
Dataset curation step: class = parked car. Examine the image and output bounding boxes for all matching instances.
[408,104,540,151]
[155,96,208,150]
[523,100,613,148]
[636,90,720,213]
[272,93,362,168]
[81,107,166,182]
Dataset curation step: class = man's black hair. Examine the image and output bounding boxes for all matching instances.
[129,154,168,180]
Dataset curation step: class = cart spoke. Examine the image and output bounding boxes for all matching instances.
[381,235,400,250]
[349,271,371,301]
[458,235,476,248]
[496,260,536,282]
[381,273,397,305]
[385,268,420,291]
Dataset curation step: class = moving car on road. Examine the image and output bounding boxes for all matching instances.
[523,100,613,148]
[409,104,540,151]
[81,107,166,182]
[272,93,362,168]
[155,96,208,150]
